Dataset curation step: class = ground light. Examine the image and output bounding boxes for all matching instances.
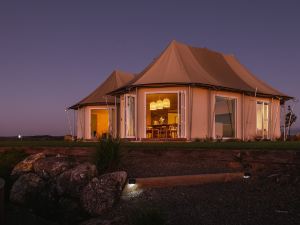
[243,172,251,179]
[122,178,143,199]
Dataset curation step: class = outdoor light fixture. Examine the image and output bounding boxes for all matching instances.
[243,172,251,179]
[128,178,136,184]
[150,101,157,110]
[18,134,22,139]
[162,98,170,108]
[156,99,163,109]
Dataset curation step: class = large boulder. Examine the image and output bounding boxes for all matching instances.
[56,162,98,198]
[11,153,46,178]
[80,171,127,216]
[80,217,122,225]
[33,155,76,179]
[10,173,46,205]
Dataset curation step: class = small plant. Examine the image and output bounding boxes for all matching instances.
[129,206,166,225]
[91,137,121,173]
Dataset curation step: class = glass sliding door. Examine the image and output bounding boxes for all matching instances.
[125,94,136,138]
[215,96,236,138]
[145,92,184,139]
[90,109,109,139]
[256,101,269,139]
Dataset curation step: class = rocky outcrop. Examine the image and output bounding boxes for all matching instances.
[11,153,46,178]
[56,162,98,198]
[9,154,127,224]
[33,155,76,179]
[10,173,46,205]
[81,171,127,216]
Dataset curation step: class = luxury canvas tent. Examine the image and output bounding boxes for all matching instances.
[70,41,292,141]
[69,70,134,139]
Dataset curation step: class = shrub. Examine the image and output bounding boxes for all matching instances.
[129,206,166,225]
[91,137,121,174]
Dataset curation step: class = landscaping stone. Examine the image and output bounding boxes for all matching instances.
[10,173,46,205]
[33,155,76,179]
[81,171,127,216]
[56,162,98,197]
[11,153,46,178]
[79,217,122,225]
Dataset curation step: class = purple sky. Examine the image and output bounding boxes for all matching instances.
[0,0,299,136]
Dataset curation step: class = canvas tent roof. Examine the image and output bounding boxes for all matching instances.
[111,40,290,99]
[69,70,134,109]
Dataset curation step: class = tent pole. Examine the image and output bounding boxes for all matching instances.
[283,102,286,141]
[73,109,76,140]
[135,87,138,141]
[115,96,117,138]
[242,93,245,141]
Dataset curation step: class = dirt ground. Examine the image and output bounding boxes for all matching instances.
[102,149,300,225]
[3,148,300,225]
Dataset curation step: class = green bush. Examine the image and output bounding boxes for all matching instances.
[129,206,166,225]
[91,137,121,173]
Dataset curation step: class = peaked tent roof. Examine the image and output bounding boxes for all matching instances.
[69,70,134,109]
[111,40,290,99]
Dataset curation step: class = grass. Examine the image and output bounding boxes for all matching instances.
[1,139,300,150]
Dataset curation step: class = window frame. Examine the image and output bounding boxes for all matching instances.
[213,94,238,139]
[256,100,270,139]
[144,90,187,139]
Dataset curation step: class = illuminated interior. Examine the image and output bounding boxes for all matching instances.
[256,101,269,138]
[146,93,178,138]
[215,96,236,138]
[90,109,109,138]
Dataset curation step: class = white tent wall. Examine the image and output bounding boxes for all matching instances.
[118,86,281,140]
[76,107,86,139]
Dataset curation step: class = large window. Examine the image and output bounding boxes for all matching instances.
[125,95,136,137]
[145,92,185,139]
[215,96,236,138]
[256,101,269,139]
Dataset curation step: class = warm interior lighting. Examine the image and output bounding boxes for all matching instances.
[162,98,170,108]
[156,99,163,109]
[150,101,157,110]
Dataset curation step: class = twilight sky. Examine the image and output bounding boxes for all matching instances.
[0,0,299,136]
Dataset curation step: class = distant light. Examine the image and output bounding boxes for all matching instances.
[18,134,22,139]
[243,172,251,179]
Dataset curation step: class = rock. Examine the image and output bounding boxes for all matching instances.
[56,197,85,223]
[80,217,121,225]
[11,153,46,178]
[80,171,127,216]
[33,156,76,179]
[56,162,98,198]
[10,173,46,205]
